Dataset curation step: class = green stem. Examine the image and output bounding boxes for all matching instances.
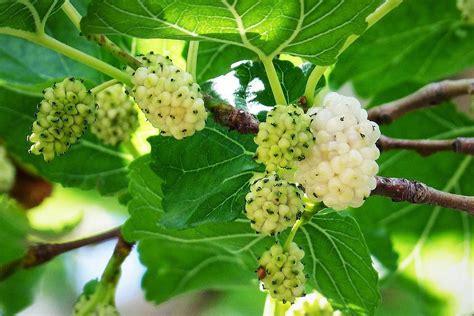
[260,55,287,105]
[91,79,118,94]
[61,0,81,30]
[123,141,141,159]
[283,203,326,250]
[187,41,199,81]
[304,66,328,106]
[304,0,403,105]
[61,0,142,69]
[283,219,304,250]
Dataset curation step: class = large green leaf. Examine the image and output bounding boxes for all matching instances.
[331,0,474,97]
[188,41,256,84]
[149,121,262,229]
[0,196,43,316]
[0,0,64,33]
[124,159,379,314]
[0,1,124,96]
[0,88,131,195]
[0,196,29,265]
[138,212,378,314]
[82,0,381,64]
[122,155,164,241]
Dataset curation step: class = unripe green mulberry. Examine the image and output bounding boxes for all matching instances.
[286,291,341,316]
[245,173,304,235]
[73,295,119,316]
[458,0,474,24]
[258,242,306,303]
[28,78,96,162]
[255,105,314,172]
[0,146,15,192]
[128,52,207,140]
[92,84,138,146]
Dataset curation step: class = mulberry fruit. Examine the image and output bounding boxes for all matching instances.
[128,52,207,140]
[245,172,304,235]
[73,295,119,316]
[92,84,138,146]
[0,146,15,192]
[255,105,313,172]
[28,78,96,162]
[296,92,380,210]
[258,242,306,303]
[286,291,341,316]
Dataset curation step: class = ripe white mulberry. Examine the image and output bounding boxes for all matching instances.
[255,105,314,172]
[73,295,119,316]
[245,173,304,235]
[286,291,341,316]
[258,242,306,303]
[91,84,138,146]
[0,146,15,192]
[28,78,96,162]
[128,52,207,140]
[296,92,380,210]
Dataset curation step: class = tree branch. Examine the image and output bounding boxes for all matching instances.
[377,135,474,156]
[368,79,474,124]
[0,227,121,282]
[372,176,474,215]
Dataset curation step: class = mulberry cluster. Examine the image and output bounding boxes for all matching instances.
[255,105,314,172]
[245,172,304,235]
[258,242,306,303]
[73,295,119,316]
[286,291,341,316]
[0,146,15,192]
[296,92,380,210]
[458,0,474,24]
[28,78,96,162]
[92,84,138,146]
[128,52,207,139]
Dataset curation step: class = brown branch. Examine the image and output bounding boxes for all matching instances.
[377,135,474,156]
[368,79,474,124]
[0,227,121,282]
[372,176,474,215]
[203,95,260,134]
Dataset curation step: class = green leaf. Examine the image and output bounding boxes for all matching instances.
[0,268,43,316]
[0,87,131,195]
[0,0,64,33]
[122,155,164,242]
[186,41,256,84]
[296,211,380,314]
[0,4,125,95]
[0,196,29,265]
[331,0,474,97]
[138,212,378,314]
[149,121,262,229]
[82,0,380,64]
[202,288,267,316]
[0,196,43,316]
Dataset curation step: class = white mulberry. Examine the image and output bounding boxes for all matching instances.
[258,242,306,303]
[296,92,380,210]
[128,52,207,140]
[92,84,138,146]
[73,295,119,316]
[28,78,96,162]
[245,173,304,235]
[286,291,341,316]
[458,0,474,24]
[0,146,15,192]
[255,105,314,172]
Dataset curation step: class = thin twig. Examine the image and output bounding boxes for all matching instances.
[377,135,474,156]
[372,176,474,215]
[0,227,121,282]
[368,79,474,124]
